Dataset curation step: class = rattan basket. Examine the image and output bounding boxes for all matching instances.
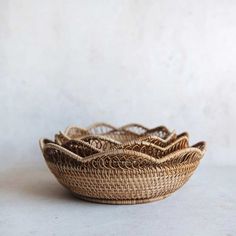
[40,123,206,204]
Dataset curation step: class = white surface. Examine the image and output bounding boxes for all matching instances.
[0,0,236,167]
[0,163,235,236]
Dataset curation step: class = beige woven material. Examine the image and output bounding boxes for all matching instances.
[40,123,206,205]
[62,123,173,143]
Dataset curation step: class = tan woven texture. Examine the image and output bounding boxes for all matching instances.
[40,123,206,205]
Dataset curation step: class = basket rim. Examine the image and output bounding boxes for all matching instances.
[135,131,188,143]
[55,131,189,155]
[40,138,206,164]
[116,134,189,151]
[64,123,174,140]
[58,128,178,146]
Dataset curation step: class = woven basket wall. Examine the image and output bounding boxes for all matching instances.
[40,123,206,204]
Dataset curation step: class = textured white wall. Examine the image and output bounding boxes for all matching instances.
[0,0,236,166]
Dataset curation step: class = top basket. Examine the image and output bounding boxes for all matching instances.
[40,123,206,205]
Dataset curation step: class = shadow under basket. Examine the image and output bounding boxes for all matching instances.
[39,124,206,204]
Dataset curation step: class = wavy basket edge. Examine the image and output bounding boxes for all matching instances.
[64,123,175,140]
[39,138,206,165]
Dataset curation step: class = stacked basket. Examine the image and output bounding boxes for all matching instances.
[39,123,206,204]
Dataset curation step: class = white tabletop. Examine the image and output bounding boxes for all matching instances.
[1,163,235,236]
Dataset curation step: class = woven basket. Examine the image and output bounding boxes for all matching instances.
[60,123,173,143]
[40,123,206,204]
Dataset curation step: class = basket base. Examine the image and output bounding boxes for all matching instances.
[71,193,171,205]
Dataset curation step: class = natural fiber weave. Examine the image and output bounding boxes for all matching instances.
[40,123,206,205]
[62,123,173,143]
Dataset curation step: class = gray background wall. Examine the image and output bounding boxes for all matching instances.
[1,0,236,167]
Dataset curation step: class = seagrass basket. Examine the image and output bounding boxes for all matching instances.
[40,123,206,204]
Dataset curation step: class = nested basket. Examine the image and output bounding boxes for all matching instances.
[40,123,206,204]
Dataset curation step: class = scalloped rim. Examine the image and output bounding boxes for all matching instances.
[54,131,188,156]
[60,127,177,146]
[119,134,189,151]
[64,123,174,141]
[40,138,206,164]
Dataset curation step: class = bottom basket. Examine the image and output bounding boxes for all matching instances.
[40,139,205,205]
